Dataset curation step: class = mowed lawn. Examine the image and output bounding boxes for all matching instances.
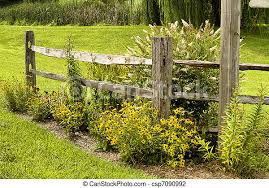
[0,25,268,178]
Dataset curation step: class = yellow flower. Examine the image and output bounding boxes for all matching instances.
[179,159,185,168]
[178,154,184,160]
[173,108,183,115]
[162,144,168,152]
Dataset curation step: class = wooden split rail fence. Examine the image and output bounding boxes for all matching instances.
[25,31,269,132]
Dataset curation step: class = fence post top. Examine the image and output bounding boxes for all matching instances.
[26,30,33,33]
[152,36,172,40]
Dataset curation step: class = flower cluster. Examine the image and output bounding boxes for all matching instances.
[53,102,89,133]
[27,91,54,122]
[95,101,214,168]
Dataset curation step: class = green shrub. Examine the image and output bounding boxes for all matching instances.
[128,20,220,125]
[95,100,215,168]
[27,91,54,122]
[219,89,269,178]
[53,101,89,133]
[3,80,33,113]
[0,1,142,26]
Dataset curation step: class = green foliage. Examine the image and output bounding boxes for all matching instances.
[95,100,215,167]
[128,20,220,124]
[142,0,269,28]
[157,0,212,27]
[27,91,54,122]
[241,0,269,30]
[219,88,269,178]
[86,52,129,116]
[53,101,89,133]
[1,0,268,27]
[24,0,57,2]
[65,37,84,102]
[3,80,33,113]
[0,0,142,25]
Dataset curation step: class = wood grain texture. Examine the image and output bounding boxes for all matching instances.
[173,92,269,105]
[219,0,241,129]
[31,45,152,65]
[32,45,269,71]
[25,31,36,92]
[174,60,269,71]
[152,37,173,118]
[32,70,153,98]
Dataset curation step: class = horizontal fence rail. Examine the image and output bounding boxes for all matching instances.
[174,60,269,71]
[32,45,269,71]
[31,46,152,65]
[32,70,153,99]
[31,69,269,105]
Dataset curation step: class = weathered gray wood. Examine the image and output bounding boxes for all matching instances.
[173,60,220,68]
[32,45,269,71]
[31,45,152,65]
[173,91,269,105]
[239,63,269,71]
[32,70,153,99]
[249,0,269,8]
[82,79,153,99]
[219,0,241,129]
[174,60,269,71]
[238,95,269,104]
[25,31,36,92]
[32,70,67,82]
[152,37,173,118]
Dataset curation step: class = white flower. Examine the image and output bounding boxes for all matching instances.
[181,19,189,27]
[209,46,217,52]
[196,32,201,39]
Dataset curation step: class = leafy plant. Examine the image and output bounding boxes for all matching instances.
[0,0,141,25]
[3,80,33,113]
[219,88,269,178]
[128,20,220,124]
[53,101,89,133]
[27,91,54,122]
[65,37,84,102]
[95,100,215,167]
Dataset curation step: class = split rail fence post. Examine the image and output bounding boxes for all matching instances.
[152,37,173,118]
[25,31,36,92]
[219,0,241,129]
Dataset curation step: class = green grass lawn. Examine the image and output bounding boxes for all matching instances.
[0,109,151,179]
[240,30,269,95]
[0,25,268,178]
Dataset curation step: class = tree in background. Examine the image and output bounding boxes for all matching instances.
[141,0,268,28]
